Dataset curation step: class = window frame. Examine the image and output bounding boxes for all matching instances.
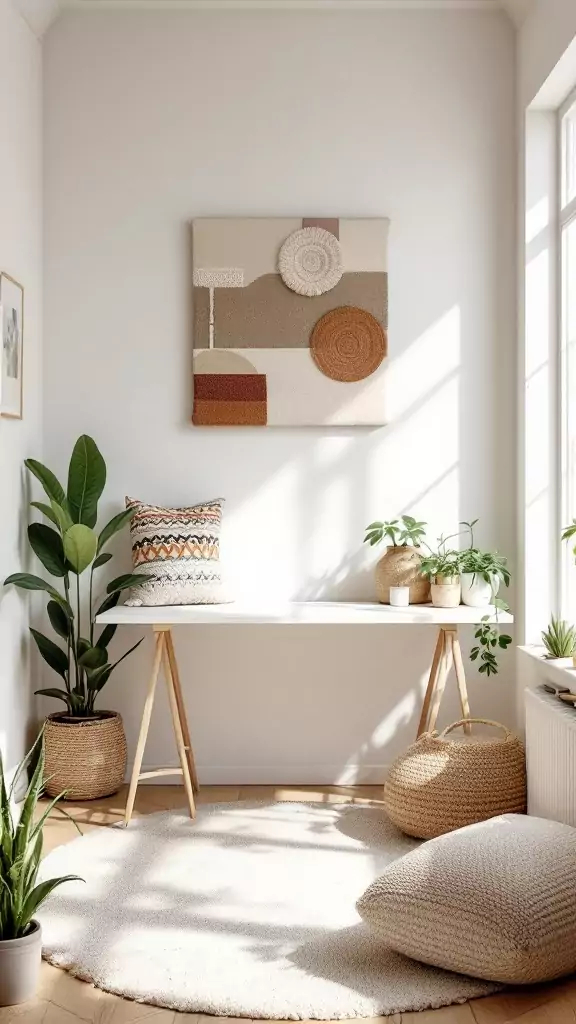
[558,85,576,619]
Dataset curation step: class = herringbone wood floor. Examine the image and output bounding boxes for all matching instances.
[5,785,574,1024]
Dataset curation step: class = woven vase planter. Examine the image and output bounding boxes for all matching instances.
[44,711,127,800]
[375,546,430,605]
[384,718,527,839]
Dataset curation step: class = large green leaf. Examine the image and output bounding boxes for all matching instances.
[46,600,72,640]
[63,525,97,575]
[24,459,66,508]
[96,622,117,649]
[106,573,150,595]
[67,436,106,528]
[78,646,107,670]
[30,502,58,528]
[19,876,83,933]
[86,665,112,692]
[97,509,133,553]
[27,524,67,578]
[95,590,120,617]
[76,637,91,660]
[29,628,68,680]
[34,688,71,707]
[50,501,73,535]
[3,573,67,608]
[92,552,112,569]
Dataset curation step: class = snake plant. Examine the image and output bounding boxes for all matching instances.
[0,735,82,940]
[542,616,576,658]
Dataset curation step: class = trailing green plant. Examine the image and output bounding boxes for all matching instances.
[470,613,513,677]
[419,529,465,582]
[459,520,511,588]
[4,435,154,717]
[0,733,82,940]
[541,616,576,658]
[364,515,427,548]
[419,548,462,582]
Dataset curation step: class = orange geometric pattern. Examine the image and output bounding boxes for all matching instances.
[133,538,219,565]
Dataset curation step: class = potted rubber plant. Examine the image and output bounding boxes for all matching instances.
[0,734,82,1006]
[4,435,153,801]
[364,515,430,605]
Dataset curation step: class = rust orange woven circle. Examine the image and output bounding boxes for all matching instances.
[310,306,387,382]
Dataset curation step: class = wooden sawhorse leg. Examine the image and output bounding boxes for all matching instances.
[124,625,199,827]
[416,626,471,739]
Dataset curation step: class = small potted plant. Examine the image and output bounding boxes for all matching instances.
[458,520,511,607]
[4,435,154,801]
[541,616,576,667]
[364,515,430,605]
[419,543,462,608]
[0,734,82,1006]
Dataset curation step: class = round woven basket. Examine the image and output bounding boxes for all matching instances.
[375,546,430,605]
[44,711,127,800]
[310,306,387,382]
[384,718,527,839]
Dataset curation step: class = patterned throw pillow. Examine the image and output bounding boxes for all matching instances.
[124,496,227,606]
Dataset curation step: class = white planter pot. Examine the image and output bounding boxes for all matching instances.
[389,586,410,607]
[0,920,41,1006]
[460,573,500,608]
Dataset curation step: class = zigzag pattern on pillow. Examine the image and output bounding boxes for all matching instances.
[125,496,228,606]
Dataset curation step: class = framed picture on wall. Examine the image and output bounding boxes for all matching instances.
[0,273,24,419]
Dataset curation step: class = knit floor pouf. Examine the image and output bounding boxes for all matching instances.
[384,718,527,839]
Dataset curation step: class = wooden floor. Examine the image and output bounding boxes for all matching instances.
[6,784,575,1024]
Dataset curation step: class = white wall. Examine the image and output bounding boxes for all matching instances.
[0,0,43,776]
[519,0,576,108]
[43,9,517,783]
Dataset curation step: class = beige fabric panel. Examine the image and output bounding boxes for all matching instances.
[340,219,389,272]
[193,218,301,287]
[193,272,388,350]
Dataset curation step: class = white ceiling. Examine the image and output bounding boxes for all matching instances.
[15,0,535,39]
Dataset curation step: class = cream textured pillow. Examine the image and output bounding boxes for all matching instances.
[357,814,576,985]
[125,496,227,606]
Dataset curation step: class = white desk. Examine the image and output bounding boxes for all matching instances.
[96,601,513,825]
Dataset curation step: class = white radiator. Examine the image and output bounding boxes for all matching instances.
[525,686,576,826]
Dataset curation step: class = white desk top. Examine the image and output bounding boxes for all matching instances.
[96,601,514,627]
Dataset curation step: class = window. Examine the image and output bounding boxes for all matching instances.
[560,91,576,617]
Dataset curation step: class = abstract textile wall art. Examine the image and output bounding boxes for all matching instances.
[192,217,389,426]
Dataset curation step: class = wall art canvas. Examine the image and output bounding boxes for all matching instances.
[192,217,389,426]
[0,273,24,420]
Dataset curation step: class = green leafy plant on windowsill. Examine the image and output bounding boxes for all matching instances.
[364,515,427,548]
[3,435,154,718]
[541,616,576,659]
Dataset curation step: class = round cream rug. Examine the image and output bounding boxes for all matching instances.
[38,801,500,1018]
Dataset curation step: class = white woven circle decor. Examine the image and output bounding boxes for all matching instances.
[38,801,500,1018]
[279,226,343,296]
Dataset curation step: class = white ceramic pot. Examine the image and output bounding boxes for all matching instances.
[389,586,410,607]
[430,576,461,608]
[0,920,42,1006]
[460,573,499,607]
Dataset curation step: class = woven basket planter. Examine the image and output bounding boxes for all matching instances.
[44,711,127,800]
[375,546,430,605]
[384,718,527,839]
